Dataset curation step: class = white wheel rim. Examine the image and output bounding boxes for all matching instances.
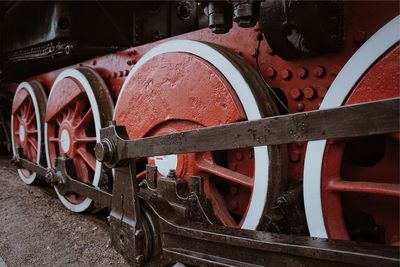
[115,40,270,230]
[11,81,43,184]
[303,16,400,238]
[45,69,103,212]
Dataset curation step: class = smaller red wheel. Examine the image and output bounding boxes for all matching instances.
[45,67,114,212]
[11,81,47,184]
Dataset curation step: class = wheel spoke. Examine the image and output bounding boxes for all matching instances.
[28,138,38,153]
[73,101,85,122]
[73,157,91,184]
[55,116,63,126]
[24,145,31,161]
[328,180,400,197]
[15,114,23,124]
[77,147,96,171]
[196,159,253,187]
[26,129,38,134]
[27,98,33,116]
[26,112,35,126]
[208,182,237,227]
[49,137,59,142]
[75,108,93,129]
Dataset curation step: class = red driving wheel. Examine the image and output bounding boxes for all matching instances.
[11,81,47,184]
[45,67,114,212]
[321,45,399,245]
[114,40,286,229]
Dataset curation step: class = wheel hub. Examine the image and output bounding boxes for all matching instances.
[60,128,72,154]
[19,124,26,143]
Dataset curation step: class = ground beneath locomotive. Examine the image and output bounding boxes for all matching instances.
[0,156,128,267]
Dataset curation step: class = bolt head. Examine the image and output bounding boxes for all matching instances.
[280,69,291,80]
[312,66,325,78]
[290,88,302,100]
[296,67,307,79]
[303,87,315,99]
[95,142,107,162]
[265,67,276,78]
[296,102,305,112]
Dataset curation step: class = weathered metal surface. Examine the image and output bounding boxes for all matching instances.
[160,221,399,267]
[13,97,400,266]
[10,81,47,184]
[12,152,112,208]
[321,45,400,245]
[113,42,287,229]
[99,98,399,162]
[45,67,114,211]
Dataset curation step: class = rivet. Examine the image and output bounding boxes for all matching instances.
[296,67,307,79]
[235,151,244,161]
[312,66,325,78]
[127,60,133,66]
[266,67,276,78]
[112,72,118,78]
[331,65,341,76]
[92,60,97,65]
[124,70,129,76]
[128,50,137,56]
[280,69,291,80]
[290,88,302,100]
[317,86,327,98]
[290,150,300,163]
[119,71,124,77]
[297,102,305,111]
[354,31,366,43]
[303,87,315,99]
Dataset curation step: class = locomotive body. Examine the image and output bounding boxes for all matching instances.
[2,1,399,264]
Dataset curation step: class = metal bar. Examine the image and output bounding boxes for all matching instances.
[328,180,400,197]
[161,221,400,267]
[122,98,399,158]
[60,178,113,208]
[15,155,113,208]
[16,156,48,177]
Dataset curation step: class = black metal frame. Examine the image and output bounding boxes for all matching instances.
[12,98,400,266]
